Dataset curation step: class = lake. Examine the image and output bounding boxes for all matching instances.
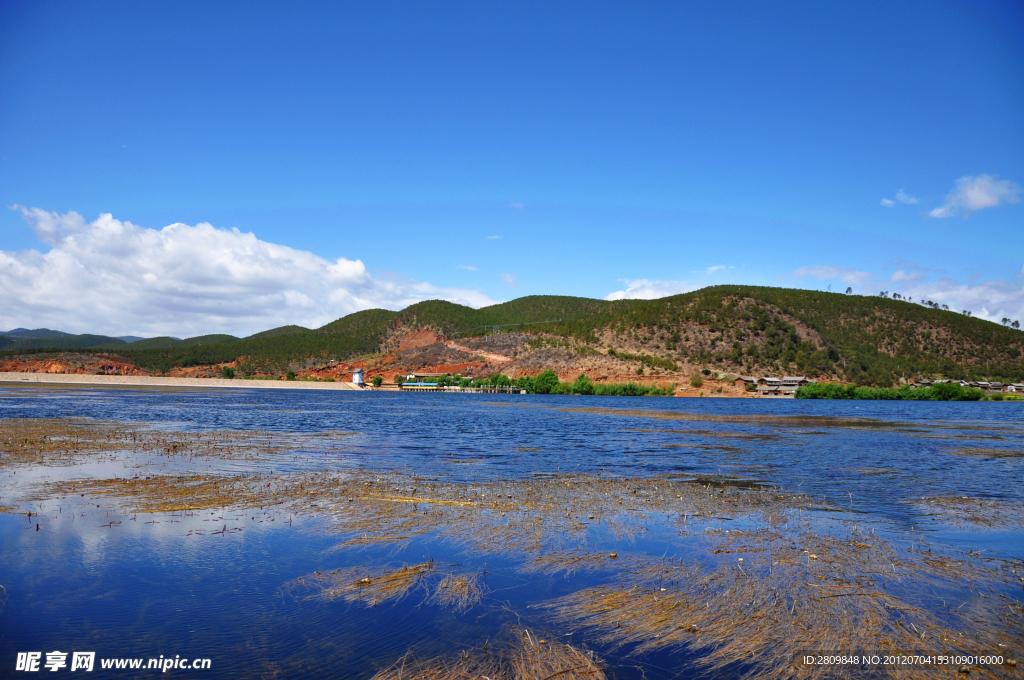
[1,385,1021,678]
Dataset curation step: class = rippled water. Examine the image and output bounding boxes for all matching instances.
[1,385,1021,678]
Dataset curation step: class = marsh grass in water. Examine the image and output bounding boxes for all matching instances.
[371,627,606,680]
[945,447,1024,459]
[295,561,437,607]
[910,496,1024,529]
[6,416,1024,679]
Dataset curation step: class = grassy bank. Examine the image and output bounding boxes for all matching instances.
[796,382,986,401]
[406,370,675,396]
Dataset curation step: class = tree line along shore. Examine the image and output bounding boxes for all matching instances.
[4,286,1023,399]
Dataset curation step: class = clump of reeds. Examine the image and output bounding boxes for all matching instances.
[370,650,505,680]
[370,628,605,680]
[509,628,605,680]
[911,496,1024,529]
[304,561,436,607]
[430,572,483,611]
[518,550,612,576]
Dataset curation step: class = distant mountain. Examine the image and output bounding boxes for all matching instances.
[0,333,126,352]
[0,328,73,339]
[117,336,146,343]
[245,325,310,340]
[91,334,238,351]
[4,287,1022,385]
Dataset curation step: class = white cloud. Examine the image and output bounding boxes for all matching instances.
[881,189,917,207]
[487,235,502,240]
[605,279,695,301]
[705,265,735,274]
[893,277,1024,324]
[791,265,873,287]
[890,269,923,283]
[895,189,918,205]
[500,272,518,288]
[1,208,500,337]
[458,265,478,271]
[508,202,524,210]
[929,174,1021,218]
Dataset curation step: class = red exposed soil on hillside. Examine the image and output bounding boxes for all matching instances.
[395,328,446,351]
[0,353,150,376]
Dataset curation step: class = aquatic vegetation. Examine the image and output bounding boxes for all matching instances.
[624,427,782,441]
[34,474,277,513]
[307,562,436,607]
[910,496,1024,529]
[6,415,1023,679]
[430,572,484,611]
[0,418,134,468]
[945,447,1024,459]
[548,528,1022,679]
[0,418,359,470]
[501,403,919,430]
[290,562,483,612]
[370,628,606,680]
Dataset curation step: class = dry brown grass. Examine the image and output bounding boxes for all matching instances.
[430,572,484,611]
[370,628,605,680]
[910,496,1024,529]
[0,418,134,467]
[0,417,358,471]
[32,474,278,512]
[370,651,505,680]
[548,527,1022,679]
[295,561,436,607]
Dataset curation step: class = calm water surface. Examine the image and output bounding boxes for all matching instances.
[1,385,1021,678]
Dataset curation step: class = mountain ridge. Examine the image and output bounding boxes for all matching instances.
[2,287,1022,385]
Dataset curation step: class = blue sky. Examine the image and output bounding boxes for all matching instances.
[1,1,1022,336]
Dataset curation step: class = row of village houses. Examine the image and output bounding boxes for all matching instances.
[910,378,1024,392]
[732,375,1024,397]
[732,376,815,397]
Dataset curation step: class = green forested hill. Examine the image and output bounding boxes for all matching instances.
[1,333,127,351]
[244,325,310,340]
[3,288,1022,383]
[597,286,1023,384]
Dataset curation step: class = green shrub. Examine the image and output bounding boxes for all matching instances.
[533,370,560,394]
[371,376,383,387]
[570,373,595,395]
[796,382,984,401]
[286,370,296,380]
[221,367,235,379]
[690,375,703,388]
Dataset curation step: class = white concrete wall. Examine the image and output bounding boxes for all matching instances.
[0,372,364,391]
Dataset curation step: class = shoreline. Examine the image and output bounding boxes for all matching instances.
[0,372,364,391]
[0,372,789,397]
